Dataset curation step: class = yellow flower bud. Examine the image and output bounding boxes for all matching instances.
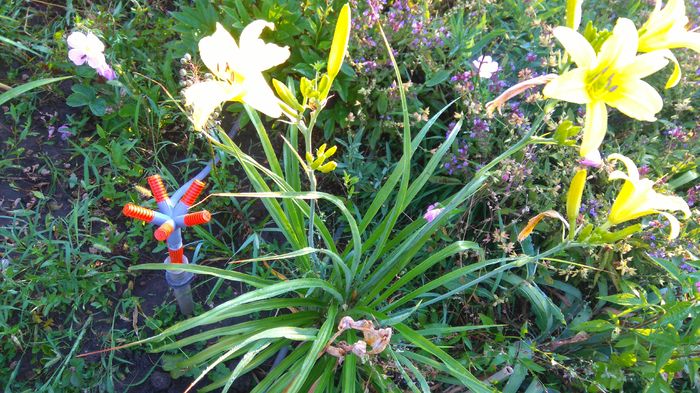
[327,4,351,80]
[566,169,587,228]
[272,79,304,112]
[318,161,337,173]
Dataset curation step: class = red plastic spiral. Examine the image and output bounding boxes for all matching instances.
[181,180,206,206]
[154,221,174,241]
[183,210,211,226]
[168,247,184,264]
[122,203,155,222]
[147,175,169,203]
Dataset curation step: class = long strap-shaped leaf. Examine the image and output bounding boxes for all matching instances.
[358,119,464,279]
[200,340,288,393]
[212,191,362,280]
[250,342,311,393]
[383,242,577,314]
[285,304,339,393]
[0,76,72,106]
[368,241,481,307]
[214,129,337,255]
[394,323,494,393]
[230,246,353,298]
[185,327,318,393]
[130,263,272,288]
[152,311,318,352]
[97,279,342,352]
[361,119,541,299]
[354,98,458,235]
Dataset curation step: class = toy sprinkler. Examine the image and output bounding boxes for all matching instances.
[122,163,216,315]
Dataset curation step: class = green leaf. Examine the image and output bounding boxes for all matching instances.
[250,343,311,393]
[286,305,338,393]
[645,254,684,283]
[425,69,451,87]
[89,97,107,116]
[130,263,273,288]
[599,293,643,306]
[372,241,481,306]
[66,92,90,107]
[0,76,71,106]
[189,327,317,391]
[572,319,615,333]
[394,323,493,392]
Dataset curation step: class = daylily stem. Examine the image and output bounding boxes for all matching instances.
[303,111,321,270]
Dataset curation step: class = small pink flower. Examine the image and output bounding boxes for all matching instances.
[57,124,72,140]
[695,281,700,293]
[96,63,117,80]
[67,32,106,68]
[423,203,444,223]
[473,55,499,79]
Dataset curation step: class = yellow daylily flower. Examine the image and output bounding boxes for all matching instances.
[543,18,669,164]
[638,0,700,88]
[605,154,691,239]
[183,21,290,130]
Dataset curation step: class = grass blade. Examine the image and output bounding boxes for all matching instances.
[394,323,493,393]
[0,76,72,106]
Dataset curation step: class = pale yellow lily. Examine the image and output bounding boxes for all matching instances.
[638,0,700,88]
[543,18,668,164]
[605,154,691,239]
[183,21,290,130]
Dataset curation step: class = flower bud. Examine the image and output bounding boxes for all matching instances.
[327,4,351,80]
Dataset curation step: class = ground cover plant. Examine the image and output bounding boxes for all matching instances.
[1,0,699,392]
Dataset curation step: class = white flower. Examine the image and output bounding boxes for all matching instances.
[473,55,499,79]
[67,32,107,69]
[183,21,290,130]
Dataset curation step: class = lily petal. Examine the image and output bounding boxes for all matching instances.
[661,50,681,88]
[675,32,700,53]
[239,20,290,72]
[183,81,241,130]
[240,73,284,118]
[607,153,640,182]
[199,23,241,81]
[657,211,681,240]
[606,80,662,122]
[553,26,596,68]
[618,51,669,80]
[580,100,607,160]
[598,18,638,68]
[542,68,590,104]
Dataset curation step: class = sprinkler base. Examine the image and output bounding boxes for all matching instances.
[164,256,196,315]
